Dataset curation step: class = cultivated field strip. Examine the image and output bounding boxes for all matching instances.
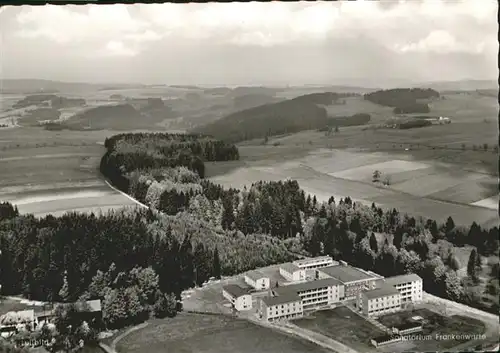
[210,148,499,226]
[471,196,499,211]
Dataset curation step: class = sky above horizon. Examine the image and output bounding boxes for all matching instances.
[0,0,498,86]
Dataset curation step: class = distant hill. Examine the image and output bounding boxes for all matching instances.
[192,94,329,143]
[204,87,233,95]
[64,104,145,130]
[61,101,177,130]
[170,85,201,90]
[229,86,281,98]
[232,94,282,110]
[292,92,358,105]
[18,108,61,126]
[294,85,375,94]
[12,94,86,109]
[0,79,144,94]
[414,80,497,92]
[476,89,498,98]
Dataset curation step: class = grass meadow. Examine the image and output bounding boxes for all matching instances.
[0,127,137,217]
[116,313,330,353]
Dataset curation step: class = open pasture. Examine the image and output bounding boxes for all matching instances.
[321,95,394,123]
[2,187,138,218]
[428,92,498,123]
[330,159,430,181]
[304,149,391,175]
[0,127,137,217]
[471,196,498,210]
[426,175,497,204]
[0,94,25,113]
[357,165,492,200]
[210,146,498,227]
[117,313,330,353]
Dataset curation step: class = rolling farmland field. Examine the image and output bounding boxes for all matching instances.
[0,127,137,217]
[209,146,498,228]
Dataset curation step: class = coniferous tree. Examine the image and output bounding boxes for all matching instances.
[179,236,194,289]
[445,216,456,234]
[212,247,221,279]
[467,249,479,282]
[221,196,235,230]
[475,252,482,269]
[447,253,461,271]
[318,205,327,218]
[193,243,211,286]
[393,227,404,249]
[59,271,70,302]
[369,233,379,253]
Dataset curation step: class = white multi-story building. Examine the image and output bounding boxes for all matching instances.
[279,263,306,282]
[273,277,343,312]
[293,256,337,270]
[244,270,270,290]
[359,285,402,317]
[383,274,423,304]
[317,264,380,300]
[259,293,303,322]
[222,284,252,311]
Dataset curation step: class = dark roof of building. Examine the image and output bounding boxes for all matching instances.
[384,273,422,286]
[372,334,401,343]
[395,322,423,330]
[223,284,248,298]
[274,277,342,296]
[293,256,333,266]
[261,293,301,306]
[318,265,378,283]
[245,269,267,281]
[280,262,301,273]
[362,285,400,299]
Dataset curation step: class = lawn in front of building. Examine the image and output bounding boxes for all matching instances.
[294,306,384,352]
[116,313,330,353]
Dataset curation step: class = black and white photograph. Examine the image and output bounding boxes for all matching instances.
[0,1,498,352]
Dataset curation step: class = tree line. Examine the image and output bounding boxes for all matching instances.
[192,96,329,143]
[364,88,439,114]
[326,113,371,128]
[291,92,357,105]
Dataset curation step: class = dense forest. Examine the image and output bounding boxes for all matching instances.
[193,91,367,143]
[232,94,281,110]
[292,92,357,105]
[1,132,499,350]
[364,88,439,114]
[393,102,431,114]
[326,113,371,127]
[192,97,329,143]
